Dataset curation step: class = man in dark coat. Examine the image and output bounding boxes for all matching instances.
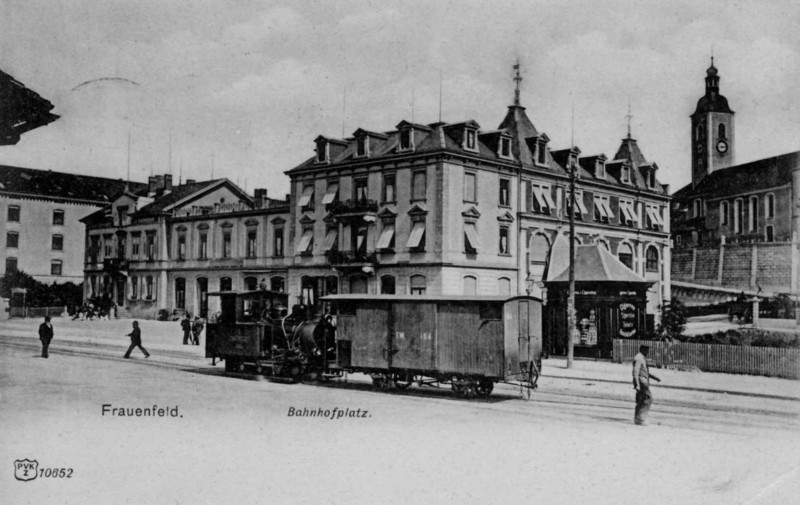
[181,316,192,345]
[38,316,54,358]
[124,321,150,358]
[191,317,204,346]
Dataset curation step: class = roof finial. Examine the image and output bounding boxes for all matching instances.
[711,44,714,67]
[513,58,523,106]
[625,96,633,139]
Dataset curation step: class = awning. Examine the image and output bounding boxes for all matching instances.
[407,222,425,248]
[321,184,339,205]
[620,202,636,223]
[322,229,338,251]
[376,225,395,249]
[647,206,664,227]
[297,186,314,207]
[532,186,548,211]
[541,187,556,210]
[296,230,313,253]
[464,223,479,251]
[568,191,589,215]
[594,197,609,219]
[628,202,641,225]
[601,198,615,220]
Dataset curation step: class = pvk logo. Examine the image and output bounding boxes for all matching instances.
[14,459,38,482]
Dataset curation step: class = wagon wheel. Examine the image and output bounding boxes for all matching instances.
[475,378,494,398]
[461,381,477,399]
[237,362,247,373]
[372,376,386,388]
[393,373,412,390]
[284,361,303,382]
[451,381,464,397]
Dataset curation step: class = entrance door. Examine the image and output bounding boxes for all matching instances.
[115,277,125,306]
[197,277,208,318]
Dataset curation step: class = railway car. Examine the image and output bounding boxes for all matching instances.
[205,290,315,378]
[322,294,543,398]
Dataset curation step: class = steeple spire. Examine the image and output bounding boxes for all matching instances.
[625,97,633,139]
[513,59,522,106]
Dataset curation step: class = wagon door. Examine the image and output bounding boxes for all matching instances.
[391,301,436,372]
[504,298,542,378]
[347,303,391,370]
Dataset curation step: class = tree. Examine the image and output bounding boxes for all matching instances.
[659,299,687,340]
[0,269,82,308]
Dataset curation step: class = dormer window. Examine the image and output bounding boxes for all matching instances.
[315,138,328,163]
[465,129,477,151]
[399,129,413,151]
[596,160,606,179]
[500,137,511,158]
[356,135,368,157]
[621,165,630,184]
[535,134,549,165]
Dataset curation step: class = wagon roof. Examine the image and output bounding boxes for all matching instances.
[321,294,541,303]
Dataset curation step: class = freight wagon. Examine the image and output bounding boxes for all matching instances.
[322,294,543,398]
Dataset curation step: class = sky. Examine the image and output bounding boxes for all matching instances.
[1,0,798,197]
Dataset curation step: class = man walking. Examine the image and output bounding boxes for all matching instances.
[38,316,54,358]
[124,321,150,359]
[632,344,660,425]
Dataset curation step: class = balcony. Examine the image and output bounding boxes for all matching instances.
[327,199,378,220]
[326,250,378,269]
[103,258,129,272]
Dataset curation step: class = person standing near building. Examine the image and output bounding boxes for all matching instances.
[180,315,192,345]
[191,317,204,346]
[632,344,660,425]
[124,321,150,359]
[38,316,53,358]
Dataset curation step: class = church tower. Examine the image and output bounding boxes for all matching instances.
[690,58,735,187]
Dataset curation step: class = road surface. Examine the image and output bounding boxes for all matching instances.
[1,319,798,505]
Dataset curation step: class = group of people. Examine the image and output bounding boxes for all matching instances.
[180,315,205,345]
[71,302,115,321]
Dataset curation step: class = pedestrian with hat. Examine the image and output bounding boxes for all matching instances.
[632,344,660,425]
[38,316,54,358]
[124,321,150,359]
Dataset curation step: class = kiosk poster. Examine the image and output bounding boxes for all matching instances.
[618,302,637,338]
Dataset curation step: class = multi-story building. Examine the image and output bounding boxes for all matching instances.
[0,165,145,283]
[671,61,800,300]
[81,174,290,319]
[284,81,671,319]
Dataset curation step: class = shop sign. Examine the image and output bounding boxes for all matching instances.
[618,302,637,337]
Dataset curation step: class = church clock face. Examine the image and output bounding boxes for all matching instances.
[716,140,728,153]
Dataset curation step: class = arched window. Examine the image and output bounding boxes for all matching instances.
[498,277,511,295]
[748,196,758,232]
[175,278,186,309]
[596,239,610,251]
[720,201,729,226]
[410,275,426,295]
[734,199,743,233]
[244,276,258,291]
[645,246,659,273]
[463,275,477,295]
[718,123,726,140]
[618,243,634,270]
[380,275,395,294]
[765,194,775,219]
[220,277,232,292]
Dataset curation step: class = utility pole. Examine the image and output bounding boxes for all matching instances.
[567,154,577,368]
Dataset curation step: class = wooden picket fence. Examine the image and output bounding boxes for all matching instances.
[613,339,800,380]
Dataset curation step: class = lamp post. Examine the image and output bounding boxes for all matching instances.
[567,157,577,368]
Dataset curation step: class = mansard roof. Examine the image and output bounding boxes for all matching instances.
[0,164,147,204]
[132,179,253,218]
[288,101,667,194]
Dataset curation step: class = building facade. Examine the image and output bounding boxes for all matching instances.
[285,89,671,322]
[81,174,290,319]
[0,165,145,283]
[671,61,800,299]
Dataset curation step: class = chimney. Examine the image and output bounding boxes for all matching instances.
[148,176,159,195]
[254,188,267,207]
[186,179,196,185]
[164,174,173,192]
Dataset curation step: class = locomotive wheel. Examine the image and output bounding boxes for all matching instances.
[284,361,302,382]
[461,382,477,399]
[255,364,264,375]
[475,379,494,398]
[237,362,247,373]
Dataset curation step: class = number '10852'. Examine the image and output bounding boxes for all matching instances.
[40,468,73,478]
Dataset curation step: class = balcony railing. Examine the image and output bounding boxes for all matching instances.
[327,199,379,216]
[326,250,378,266]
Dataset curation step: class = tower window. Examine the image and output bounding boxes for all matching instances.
[718,123,726,140]
[720,201,729,226]
[537,140,547,164]
[500,137,511,158]
[765,194,775,219]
